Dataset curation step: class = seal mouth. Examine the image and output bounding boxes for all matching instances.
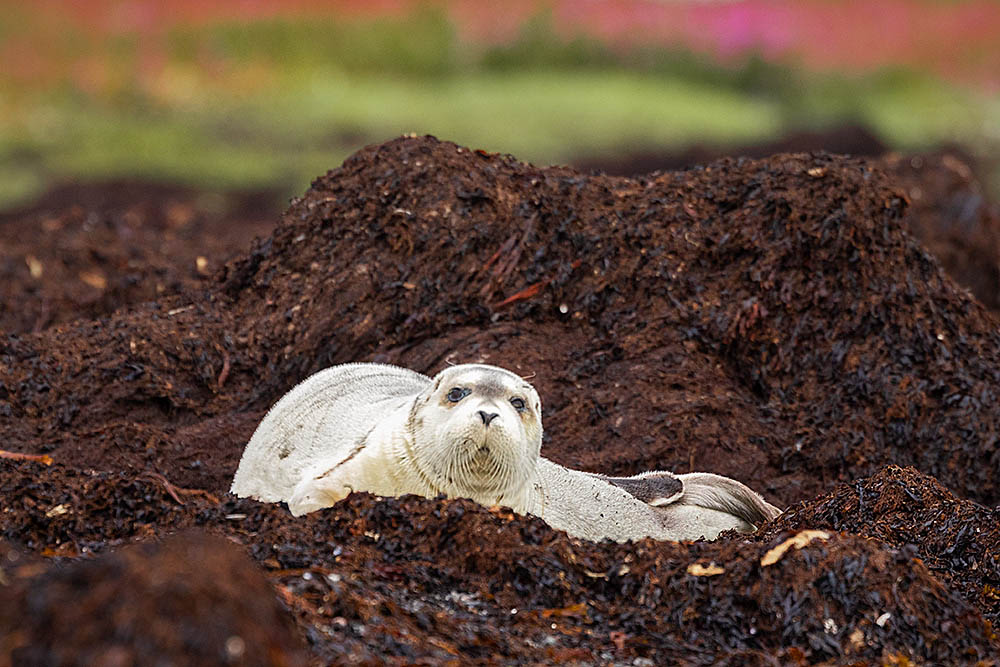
[438,438,522,498]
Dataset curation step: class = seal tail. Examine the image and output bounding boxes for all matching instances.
[677,472,782,529]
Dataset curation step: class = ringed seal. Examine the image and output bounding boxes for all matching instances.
[231,362,781,542]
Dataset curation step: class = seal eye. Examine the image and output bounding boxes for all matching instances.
[510,397,526,412]
[447,387,469,403]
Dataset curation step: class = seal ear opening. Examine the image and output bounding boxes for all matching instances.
[592,471,684,506]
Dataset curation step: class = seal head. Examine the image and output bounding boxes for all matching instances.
[407,364,542,508]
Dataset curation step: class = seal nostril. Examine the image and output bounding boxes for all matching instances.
[477,410,499,426]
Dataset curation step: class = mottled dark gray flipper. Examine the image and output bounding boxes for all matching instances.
[591,470,684,506]
[591,469,781,533]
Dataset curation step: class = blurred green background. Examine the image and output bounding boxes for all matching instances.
[1,0,998,209]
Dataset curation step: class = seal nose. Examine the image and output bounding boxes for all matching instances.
[477,410,499,426]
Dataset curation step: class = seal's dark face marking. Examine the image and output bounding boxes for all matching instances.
[472,375,506,399]
[436,370,538,421]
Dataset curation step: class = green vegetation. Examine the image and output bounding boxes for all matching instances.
[0,8,995,208]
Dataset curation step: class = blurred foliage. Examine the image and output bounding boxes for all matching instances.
[0,6,995,209]
[169,7,457,76]
[480,11,617,71]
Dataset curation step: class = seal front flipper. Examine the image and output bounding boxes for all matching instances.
[589,470,684,506]
[287,468,355,516]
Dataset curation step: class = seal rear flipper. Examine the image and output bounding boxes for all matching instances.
[590,470,684,506]
[675,472,782,529]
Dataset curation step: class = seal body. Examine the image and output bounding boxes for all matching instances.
[231,363,542,517]
[232,362,781,542]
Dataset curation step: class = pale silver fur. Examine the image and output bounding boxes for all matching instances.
[231,362,781,542]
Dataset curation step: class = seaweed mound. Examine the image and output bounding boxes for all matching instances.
[768,464,1000,626]
[880,150,1000,312]
[2,136,1000,662]
[0,182,277,335]
[0,531,308,666]
[1,462,996,664]
[7,135,999,504]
